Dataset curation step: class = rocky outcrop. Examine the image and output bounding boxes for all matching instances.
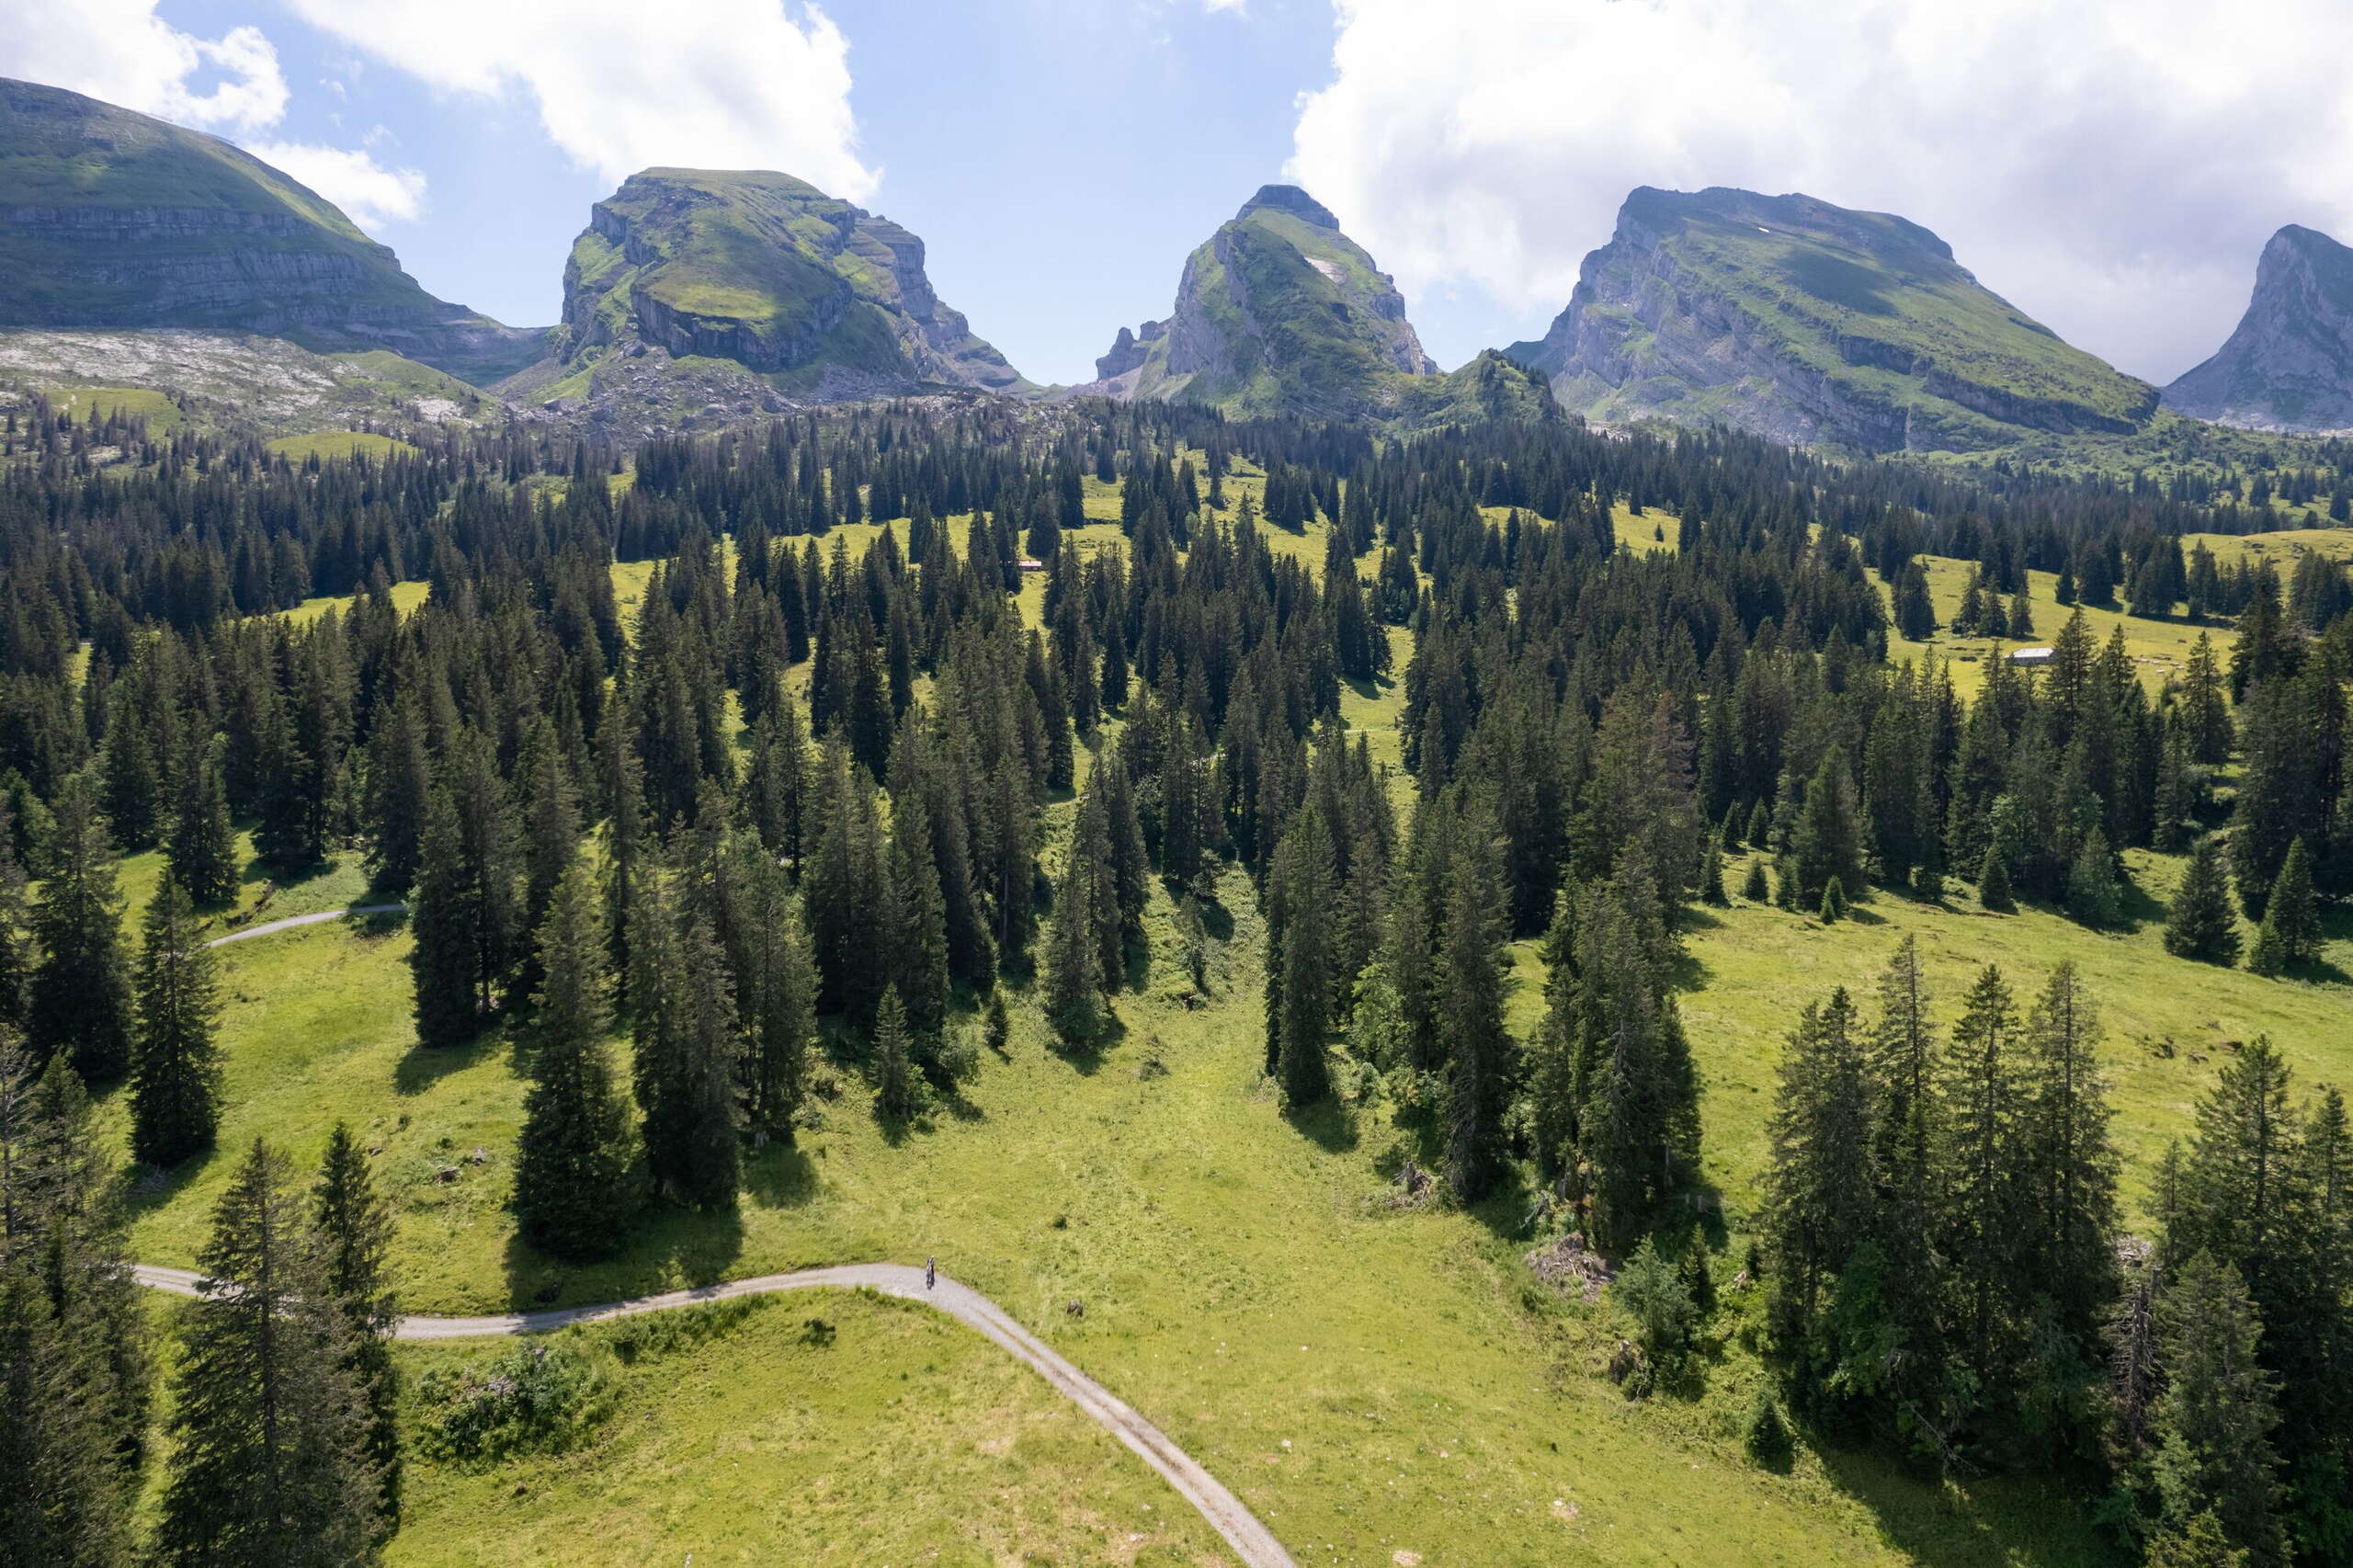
[1073,183,1460,419]
[1094,320,1164,382]
[2164,225,2353,435]
[0,77,541,387]
[1506,186,2157,453]
[544,167,1026,401]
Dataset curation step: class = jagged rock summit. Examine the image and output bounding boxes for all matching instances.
[2164,224,2353,435]
[0,76,542,385]
[1506,186,2159,453]
[1077,183,1520,421]
[520,166,1027,417]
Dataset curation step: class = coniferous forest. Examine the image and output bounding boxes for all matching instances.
[1,390,2350,1568]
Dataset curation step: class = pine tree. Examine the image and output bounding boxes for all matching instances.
[2245,914,2290,978]
[1043,814,1105,1047]
[2150,1253,2284,1562]
[168,734,239,906]
[406,787,481,1049]
[1741,856,1769,902]
[0,1042,143,1568]
[2260,838,2319,965]
[130,877,222,1168]
[515,858,635,1260]
[873,987,918,1120]
[1438,806,1512,1203]
[2164,837,2241,963]
[515,718,580,1001]
[0,808,29,1031]
[1940,965,2026,1384]
[1980,843,2016,912]
[2020,962,2120,1339]
[629,868,740,1209]
[1270,802,1337,1108]
[2066,826,2122,928]
[154,1139,381,1568]
[28,771,134,1081]
[722,835,814,1143]
[1761,988,1875,1328]
[361,691,431,894]
[1819,876,1847,923]
[312,1123,401,1523]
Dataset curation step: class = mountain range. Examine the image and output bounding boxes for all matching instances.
[4,75,2351,453]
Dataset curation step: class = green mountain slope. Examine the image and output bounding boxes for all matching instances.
[0,77,541,385]
[1506,186,2159,453]
[1083,185,1546,424]
[2165,224,2353,435]
[538,167,1027,409]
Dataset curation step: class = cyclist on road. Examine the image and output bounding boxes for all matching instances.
[926,1256,936,1290]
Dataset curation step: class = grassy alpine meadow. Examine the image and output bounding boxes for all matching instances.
[388,1292,1231,1568]
[1677,848,2353,1219]
[1882,551,2220,699]
[102,838,2130,1568]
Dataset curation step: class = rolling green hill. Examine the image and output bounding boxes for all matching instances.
[0,77,544,385]
[1506,187,2160,453]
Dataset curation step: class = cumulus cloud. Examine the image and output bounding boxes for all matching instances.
[281,0,876,199]
[1288,0,2353,381]
[1,0,288,131]
[246,142,428,230]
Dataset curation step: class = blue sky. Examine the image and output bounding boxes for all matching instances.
[10,1,2353,386]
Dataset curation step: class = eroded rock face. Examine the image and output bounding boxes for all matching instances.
[2165,225,2353,435]
[1506,186,2157,453]
[551,167,1025,396]
[0,77,541,386]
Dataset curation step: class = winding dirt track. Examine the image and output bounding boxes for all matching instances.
[150,903,1297,1568]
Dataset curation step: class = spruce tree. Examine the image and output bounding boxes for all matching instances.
[630,869,740,1209]
[312,1123,401,1524]
[2066,826,2122,928]
[0,807,29,1031]
[155,1139,381,1568]
[873,987,918,1120]
[130,877,222,1169]
[1761,988,1874,1329]
[168,734,240,907]
[0,1043,143,1568]
[2260,838,2319,965]
[2164,837,2241,963]
[1270,802,1337,1108]
[1940,965,2026,1384]
[722,835,814,1143]
[1980,844,2016,912]
[2020,962,2120,1339]
[2150,1253,2284,1562]
[406,787,480,1049]
[28,771,134,1081]
[361,690,430,894]
[1042,816,1105,1047]
[515,858,635,1259]
[1439,806,1513,1203]
[1741,856,1769,902]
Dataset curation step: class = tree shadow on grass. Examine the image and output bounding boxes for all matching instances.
[1286,1093,1359,1154]
[1810,1443,2117,1568]
[394,1034,494,1096]
[500,1199,748,1314]
[741,1140,820,1209]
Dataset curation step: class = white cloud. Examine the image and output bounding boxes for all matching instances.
[281,0,876,199]
[1289,0,2353,381]
[246,142,428,230]
[1,1,288,131]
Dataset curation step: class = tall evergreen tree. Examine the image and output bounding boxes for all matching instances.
[130,877,222,1168]
[1761,988,1875,1330]
[515,858,636,1259]
[1439,804,1513,1203]
[406,787,481,1049]
[2149,1253,2284,1562]
[311,1123,401,1524]
[2165,836,2242,963]
[28,772,133,1081]
[2019,962,2120,1341]
[168,734,240,907]
[154,1139,381,1568]
[629,867,741,1208]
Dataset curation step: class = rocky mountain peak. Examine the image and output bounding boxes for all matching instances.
[2163,223,2353,434]
[1235,185,1339,231]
